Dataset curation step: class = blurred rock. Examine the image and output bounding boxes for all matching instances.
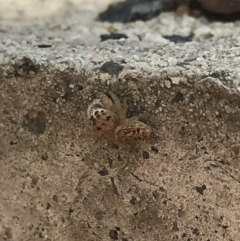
[98,0,240,23]
[98,0,178,22]
[198,0,240,14]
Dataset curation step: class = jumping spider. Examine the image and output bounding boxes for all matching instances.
[87,91,152,149]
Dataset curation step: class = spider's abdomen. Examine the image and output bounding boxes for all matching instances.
[115,120,152,142]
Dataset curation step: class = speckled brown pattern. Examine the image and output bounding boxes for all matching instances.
[1,2,240,240]
[1,62,240,240]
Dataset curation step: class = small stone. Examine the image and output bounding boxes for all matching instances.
[226,121,239,132]
[100,33,128,42]
[98,167,109,176]
[141,64,152,74]
[163,35,192,43]
[144,33,169,44]
[53,195,59,202]
[59,63,68,71]
[167,69,179,77]
[109,229,118,240]
[170,77,181,85]
[132,55,139,61]
[111,55,125,63]
[194,26,213,39]
[142,151,150,159]
[158,60,168,67]
[7,46,15,55]
[164,80,171,88]
[41,154,48,161]
[225,105,232,114]
[61,24,70,30]
[31,176,39,186]
[100,73,111,84]
[167,57,178,66]
[78,85,84,91]
[29,70,35,76]
[100,61,124,76]
[138,181,150,189]
[203,93,211,100]
[178,209,186,218]
[151,146,159,153]
[172,221,180,232]
[196,184,207,195]
[23,109,47,136]
[4,228,12,239]
[129,196,137,205]
[192,227,200,236]
[91,55,104,64]
[9,140,17,145]
[69,84,74,89]
[172,92,184,103]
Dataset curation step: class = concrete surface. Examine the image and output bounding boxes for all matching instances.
[1,1,240,241]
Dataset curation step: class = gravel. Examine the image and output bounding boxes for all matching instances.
[0,8,240,91]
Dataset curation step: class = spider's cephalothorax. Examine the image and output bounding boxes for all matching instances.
[87,98,118,133]
[87,92,152,147]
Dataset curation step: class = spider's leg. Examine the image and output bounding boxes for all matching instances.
[113,138,139,153]
[107,91,121,105]
[106,91,122,114]
[127,116,139,122]
[122,96,128,118]
[97,92,113,110]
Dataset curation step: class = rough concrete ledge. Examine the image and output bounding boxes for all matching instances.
[1,8,240,241]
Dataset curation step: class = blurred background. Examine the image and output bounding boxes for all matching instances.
[0,0,115,19]
[1,0,240,21]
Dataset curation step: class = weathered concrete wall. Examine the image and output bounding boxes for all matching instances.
[1,1,240,241]
[1,44,240,241]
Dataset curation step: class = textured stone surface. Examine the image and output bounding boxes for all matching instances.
[1,1,240,241]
